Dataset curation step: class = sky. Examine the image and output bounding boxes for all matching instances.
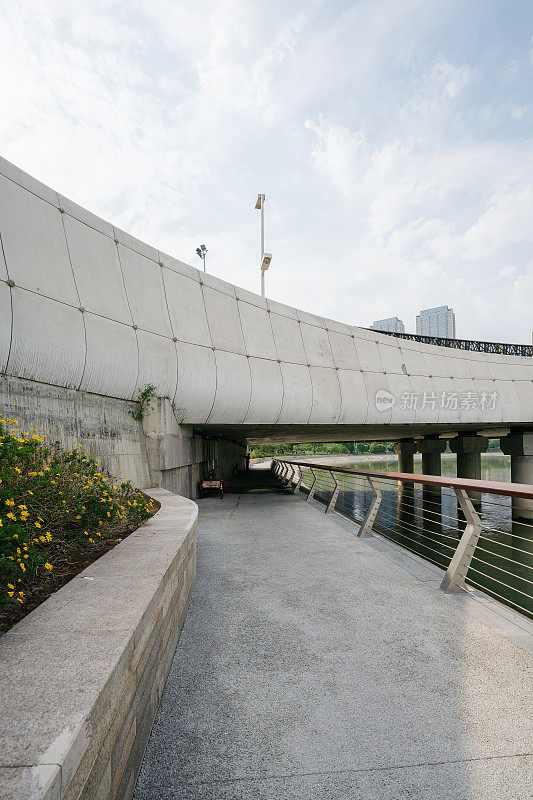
[0,0,532,342]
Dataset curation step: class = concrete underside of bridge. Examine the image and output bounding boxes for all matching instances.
[195,421,533,444]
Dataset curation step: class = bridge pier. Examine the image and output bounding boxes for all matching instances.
[394,439,417,473]
[418,437,446,514]
[500,432,533,520]
[450,435,487,504]
[418,436,446,477]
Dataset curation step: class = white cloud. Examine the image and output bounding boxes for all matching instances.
[499,265,516,278]
[511,104,527,120]
[430,59,472,98]
[0,0,530,345]
[460,183,533,260]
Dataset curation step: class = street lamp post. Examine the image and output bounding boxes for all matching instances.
[255,193,272,297]
[196,244,207,272]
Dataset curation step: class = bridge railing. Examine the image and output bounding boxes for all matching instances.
[369,329,533,357]
[271,459,533,619]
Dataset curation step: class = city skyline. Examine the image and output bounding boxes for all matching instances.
[416,304,456,339]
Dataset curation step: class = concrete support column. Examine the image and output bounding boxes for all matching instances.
[449,435,487,504]
[500,432,533,520]
[418,437,446,509]
[394,439,417,474]
[418,437,446,477]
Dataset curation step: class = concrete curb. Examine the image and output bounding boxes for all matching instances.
[0,488,197,800]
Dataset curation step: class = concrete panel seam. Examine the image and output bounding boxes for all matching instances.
[0,229,14,371]
[112,227,159,264]
[59,207,89,393]
[0,167,60,209]
[115,243,140,400]
[236,301,255,422]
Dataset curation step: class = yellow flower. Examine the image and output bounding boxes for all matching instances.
[14,467,21,474]
[7,512,17,521]
[28,490,33,495]
[34,522,41,529]
[7,591,14,597]
[44,562,53,571]
[20,563,26,571]
[0,519,2,527]
[5,499,14,507]
[7,584,14,590]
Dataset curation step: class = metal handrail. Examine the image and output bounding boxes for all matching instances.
[274,459,533,500]
[271,458,533,617]
[370,328,533,357]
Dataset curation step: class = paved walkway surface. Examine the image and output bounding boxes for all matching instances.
[134,482,532,800]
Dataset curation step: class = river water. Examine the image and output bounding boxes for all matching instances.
[296,454,532,618]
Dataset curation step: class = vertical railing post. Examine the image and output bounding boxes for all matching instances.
[440,487,482,593]
[292,465,303,494]
[357,477,382,537]
[287,463,297,489]
[325,470,340,514]
[306,467,317,502]
[281,463,294,488]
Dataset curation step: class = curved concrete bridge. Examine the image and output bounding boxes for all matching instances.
[0,156,532,490]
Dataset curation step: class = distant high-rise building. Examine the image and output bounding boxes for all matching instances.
[416,305,456,339]
[371,316,405,333]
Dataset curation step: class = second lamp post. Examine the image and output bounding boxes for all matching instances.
[255,193,272,297]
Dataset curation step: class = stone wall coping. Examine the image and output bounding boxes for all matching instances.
[0,488,198,800]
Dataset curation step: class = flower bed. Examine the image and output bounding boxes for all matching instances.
[0,414,157,632]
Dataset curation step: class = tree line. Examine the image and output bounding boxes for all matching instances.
[250,439,502,458]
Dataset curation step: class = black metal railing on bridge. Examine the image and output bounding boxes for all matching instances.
[370,329,533,357]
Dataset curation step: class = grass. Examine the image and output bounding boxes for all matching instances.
[0,414,157,632]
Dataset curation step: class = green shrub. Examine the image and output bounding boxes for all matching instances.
[0,414,156,613]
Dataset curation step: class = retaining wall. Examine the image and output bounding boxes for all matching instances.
[0,377,246,496]
[0,488,197,800]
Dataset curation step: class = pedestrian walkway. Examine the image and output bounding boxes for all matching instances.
[134,482,532,800]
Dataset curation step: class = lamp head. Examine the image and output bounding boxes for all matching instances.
[261,252,272,271]
[255,193,264,210]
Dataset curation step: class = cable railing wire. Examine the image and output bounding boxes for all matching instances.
[273,458,533,619]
